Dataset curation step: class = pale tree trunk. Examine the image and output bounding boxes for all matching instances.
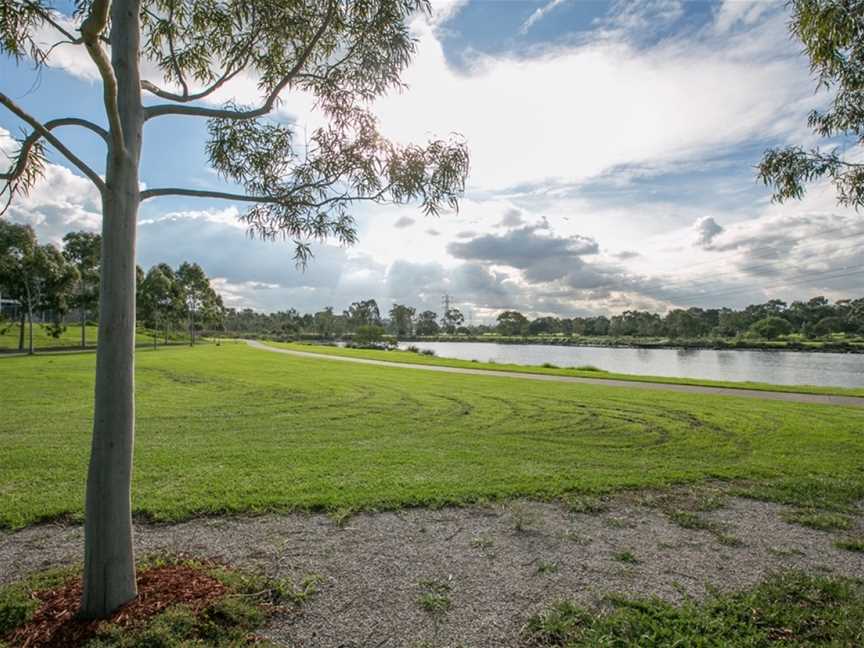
[80,1,143,619]
[25,281,33,355]
[18,310,24,351]
[81,281,87,347]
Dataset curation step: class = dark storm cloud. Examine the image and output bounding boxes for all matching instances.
[447,224,599,282]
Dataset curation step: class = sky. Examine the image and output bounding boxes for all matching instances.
[1,0,862,322]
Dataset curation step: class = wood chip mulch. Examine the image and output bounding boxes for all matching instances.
[4,563,228,648]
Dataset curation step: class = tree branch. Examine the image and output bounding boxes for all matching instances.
[81,0,124,152]
[140,186,389,208]
[140,64,245,103]
[1,117,107,180]
[143,2,335,122]
[0,92,106,191]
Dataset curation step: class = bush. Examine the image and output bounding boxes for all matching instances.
[747,316,793,340]
[420,348,436,356]
[354,324,385,345]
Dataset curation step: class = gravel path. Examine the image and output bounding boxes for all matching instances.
[246,340,864,408]
[2,496,862,647]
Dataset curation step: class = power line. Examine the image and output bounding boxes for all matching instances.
[672,263,864,306]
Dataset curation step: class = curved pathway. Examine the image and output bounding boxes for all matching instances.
[246,340,864,408]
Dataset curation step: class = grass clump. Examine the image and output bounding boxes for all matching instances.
[536,560,559,576]
[835,537,864,553]
[564,494,608,514]
[782,509,853,532]
[522,572,864,647]
[735,476,864,513]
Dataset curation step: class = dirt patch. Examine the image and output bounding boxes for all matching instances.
[4,564,226,647]
[1,496,862,647]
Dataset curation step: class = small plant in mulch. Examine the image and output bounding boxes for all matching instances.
[0,555,316,647]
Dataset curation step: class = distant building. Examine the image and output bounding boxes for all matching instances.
[0,297,21,320]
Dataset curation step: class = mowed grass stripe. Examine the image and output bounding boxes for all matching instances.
[1,344,863,529]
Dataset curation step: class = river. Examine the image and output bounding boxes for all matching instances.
[397,341,864,388]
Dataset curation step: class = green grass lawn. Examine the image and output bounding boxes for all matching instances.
[1,343,863,529]
[0,322,193,352]
[267,341,864,397]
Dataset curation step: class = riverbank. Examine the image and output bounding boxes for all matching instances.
[400,333,864,354]
[268,341,864,398]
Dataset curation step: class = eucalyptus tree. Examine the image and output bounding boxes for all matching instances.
[0,0,468,618]
[414,309,439,335]
[758,0,864,206]
[176,261,214,346]
[0,221,37,351]
[62,231,101,347]
[388,302,415,337]
[440,306,463,334]
[138,265,173,348]
[0,222,76,353]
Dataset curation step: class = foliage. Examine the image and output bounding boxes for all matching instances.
[758,0,864,208]
[523,572,864,647]
[2,343,864,528]
[748,316,793,340]
[388,303,415,337]
[414,310,440,336]
[353,323,385,345]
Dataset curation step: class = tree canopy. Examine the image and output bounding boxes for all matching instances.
[758,0,864,207]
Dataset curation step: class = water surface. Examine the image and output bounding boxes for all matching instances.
[398,341,864,388]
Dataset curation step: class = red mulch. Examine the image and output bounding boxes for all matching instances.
[4,563,228,648]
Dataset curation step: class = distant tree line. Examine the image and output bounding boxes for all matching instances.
[223,295,864,342]
[0,222,224,352]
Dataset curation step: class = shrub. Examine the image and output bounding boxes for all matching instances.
[353,324,385,345]
[747,316,793,340]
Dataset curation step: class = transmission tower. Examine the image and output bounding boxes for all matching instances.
[441,293,453,313]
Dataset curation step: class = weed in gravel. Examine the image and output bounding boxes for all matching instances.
[536,560,559,576]
[768,546,805,558]
[562,530,591,545]
[565,494,608,514]
[522,572,864,647]
[834,537,864,553]
[782,509,853,532]
[508,501,539,532]
[604,517,635,529]
[716,533,744,547]
[418,579,452,617]
[667,510,712,530]
[612,551,639,564]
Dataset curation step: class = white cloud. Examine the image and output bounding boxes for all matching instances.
[1,128,102,244]
[373,8,814,190]
[521,0,570,34]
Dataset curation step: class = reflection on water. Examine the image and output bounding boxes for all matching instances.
[397,341,864,388]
